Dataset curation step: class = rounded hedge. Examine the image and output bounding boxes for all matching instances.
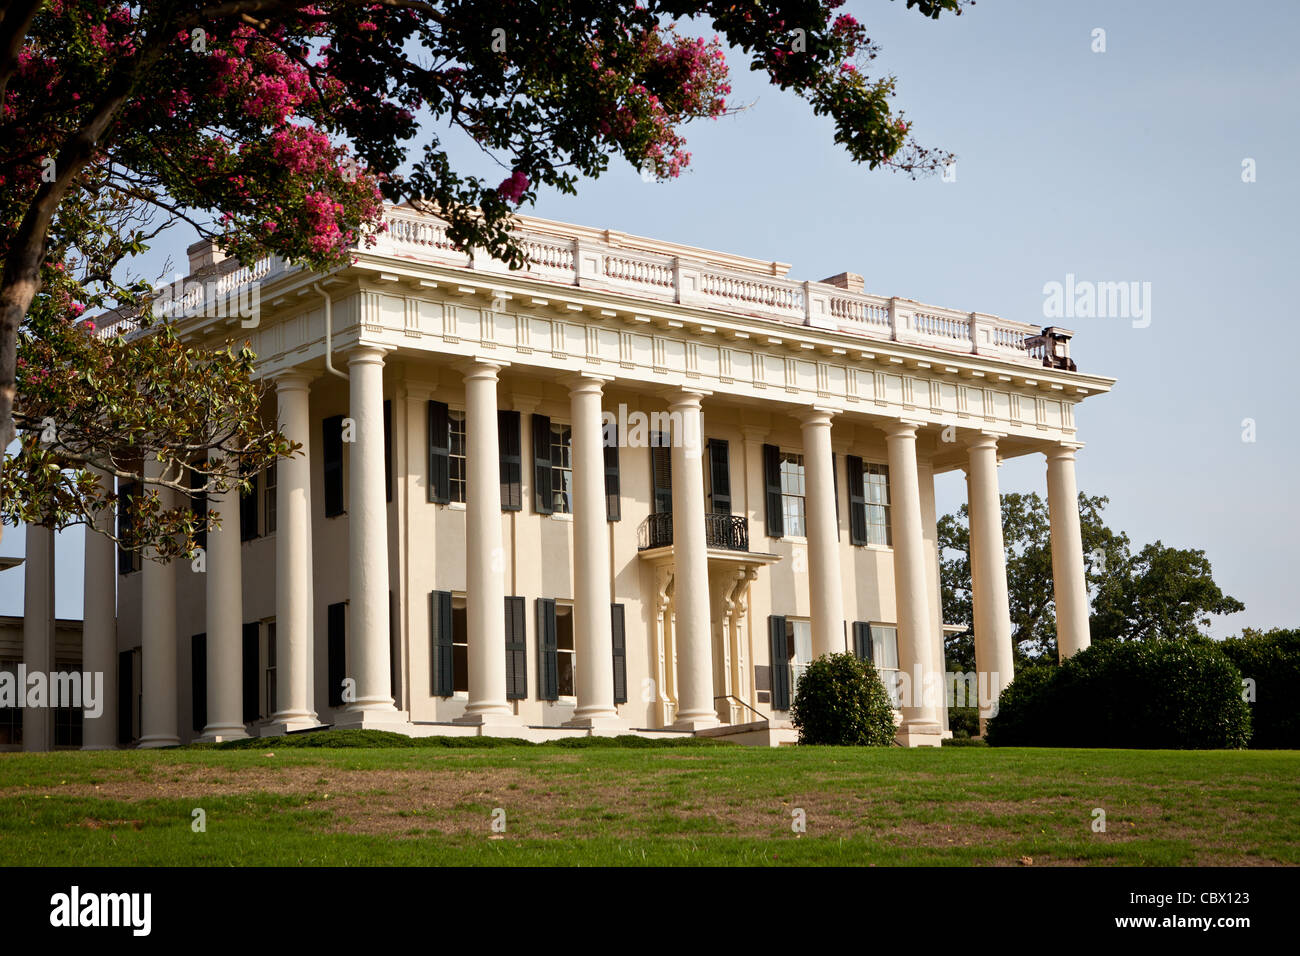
[1219,629,1300,749]
[986,639,1251,749]
[790,652,897,746]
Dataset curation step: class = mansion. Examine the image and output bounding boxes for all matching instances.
[9,206,1113,750]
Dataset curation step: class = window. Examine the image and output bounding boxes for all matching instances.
[327,603,346,708]
[611,604,627,704]
[604,440,621,522]
[117,482,141,574]
[706,439,731,514]
[0,659,21,745]
[451,599,468,693]
[118,649,138,745]
[448,408,467,504]
[549,422,573,514]
[322,414,345,517]
[239,463,259,541]
[779,452,806,537]
[499,410,523,511]
[650,438,672,514]
[861,463,891,545]
[263,462,277,535]
[191,634,207,734]
[555,604,576,696]
[505,596,527,700]
[53,659,83,747]
[429,591,467,696]
[242,622,260,722]
[265,622,278,718]
[786,618,813,701]
[854,621,901,706]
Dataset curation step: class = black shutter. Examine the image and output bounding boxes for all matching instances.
[327,603,347,707]
[532,414,553,514]
[852,621,872,662]
[383,399,392,503]
[117,650,134,744]
[846,455,867,546]
[604,440,621,521]
[427,401,450,504]
[708,439,731,514]
[763,444,783,538]
[117,483,137,574]
[239,468,259,541]
[242,622,260,722]
[769,616,790,711]
[650,443,673,514]
[191,633,207,733]
[504,596,527,700]
[831,452,840,539]
[323,414,345,517]
[536,598,558,700]
[430,591,453,697]
[499,409,522,511]
[611,603,628,704]
[190,467,208,550]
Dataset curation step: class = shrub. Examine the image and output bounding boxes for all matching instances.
[946,705,980,739]
[790,653,897,746]
[1220,629,1300,749]
[987,639,1251,749]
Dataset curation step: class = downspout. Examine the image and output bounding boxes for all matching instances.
[314,282,348,379]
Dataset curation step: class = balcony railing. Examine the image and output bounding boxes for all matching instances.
[637,512,750,552]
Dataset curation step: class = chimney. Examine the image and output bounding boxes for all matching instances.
[820,272,864,293]
[186,239,226,275]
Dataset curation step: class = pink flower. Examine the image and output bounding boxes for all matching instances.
[497,170,530,204]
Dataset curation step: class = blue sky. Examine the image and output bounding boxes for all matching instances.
[3,0,1296,636]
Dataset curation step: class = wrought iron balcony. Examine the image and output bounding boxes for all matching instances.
[637,512,749,552]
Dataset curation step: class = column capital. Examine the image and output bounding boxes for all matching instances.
[456,357,508,381]
[564,372,614,395]
[271,369,317,391]
[346,344,393,367]
[881,419,927,440]
[1045,440,1085,462]
[664,387,711,411]
[795,405,838,428]
[966,431,1006,453]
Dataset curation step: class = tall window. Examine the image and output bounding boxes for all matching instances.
[785,619,813,701]
[779,452,806,537]
[555,603,576,696]
[53,659,84,748]
[448,408,467,503]
[549,422,573,514]
[862,462,891,546]
[451,597,469,693]
[869,624,901,706]
[265,622,278,717]
[0,659,21,745]
[263,463,277,534]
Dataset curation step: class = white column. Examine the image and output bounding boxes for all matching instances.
[966,434,1014,734]
[564,375,619,728]
[883,422,943,744]
[456,360,515,725]
[199,451,249,741]
[22,523,55,752]
[81,468,118,749]
[798,408,845,660]
[267,372,318,732]
[138,458,179,748]
[670,391,717,730]
[1047,444,1091,660]
[339,346,403,726]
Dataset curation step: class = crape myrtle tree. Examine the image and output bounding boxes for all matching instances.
[0,0,967,556]
[938,491,1244,670]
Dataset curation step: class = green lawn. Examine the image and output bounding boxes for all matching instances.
[1,735,1296,866]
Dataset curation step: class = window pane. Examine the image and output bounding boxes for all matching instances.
[448,409,467,504]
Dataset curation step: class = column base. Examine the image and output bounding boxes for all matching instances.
[561,713,624,734]
[263,711,320,736]
[453,708,520,728]
[672,713,720,732]
[332,708,413,734]
[137,735,181,749]
[894,721,945,748]
[195,724,251,743]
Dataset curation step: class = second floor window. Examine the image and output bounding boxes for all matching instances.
[862,461,890,546]
[448,408,467,503]
[779,452,806,537]
[263,463,277,534]
[549,422,573,514]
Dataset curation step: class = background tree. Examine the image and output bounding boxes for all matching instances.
[939,491,1242,669]
[1,0,966,552]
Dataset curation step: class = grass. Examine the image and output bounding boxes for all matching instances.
[0,731,1296,866]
